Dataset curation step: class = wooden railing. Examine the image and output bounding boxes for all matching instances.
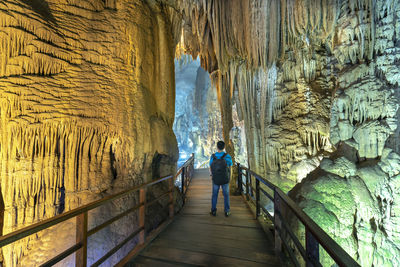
[236,163,360,267]
[175,153,195,205]
[0,155,195,267]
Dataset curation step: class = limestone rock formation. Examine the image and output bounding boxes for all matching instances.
[169,0,400,265]
[173,57,222,168]
[288,2,400,265]
[1,0,400,266]
[0,0,177,266]
[291,146,400,266]
[171,0,338,189]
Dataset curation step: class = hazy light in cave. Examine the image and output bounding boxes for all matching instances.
[173,57,201,167]
[173,56,222,168]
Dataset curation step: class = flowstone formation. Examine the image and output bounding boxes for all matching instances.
[0,0,177,266]
[291,146,400,266]
[168,0,400,265]
[173,57,223,168]
[289,2,400,265]
[172,0,337,189]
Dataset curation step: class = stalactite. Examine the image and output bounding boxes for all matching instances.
[0,104,128,266]
[168,1,400,265]
[0,1,179,266]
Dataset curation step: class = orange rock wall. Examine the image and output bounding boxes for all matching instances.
[0,0,177,265]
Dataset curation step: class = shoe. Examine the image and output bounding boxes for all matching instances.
[224,211,231,217]
[210,210,216,216]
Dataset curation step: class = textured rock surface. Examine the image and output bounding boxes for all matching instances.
[1,0,400,266]
[170,0,400,265]
[173,57,222,168]
[0,0,177,266]
[291,149,400,266]
[172,0,337,190]
[289,1,400,266]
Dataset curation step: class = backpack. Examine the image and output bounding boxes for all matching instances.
[210,153,230,185]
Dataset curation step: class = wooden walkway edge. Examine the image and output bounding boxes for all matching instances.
[127,169,280,266]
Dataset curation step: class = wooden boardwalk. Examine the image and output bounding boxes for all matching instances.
[131,169,280,266]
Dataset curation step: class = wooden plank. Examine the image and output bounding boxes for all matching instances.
[180,212,255,219]
[76,212,87,267]
[139,188,146,244]
[159,224,269,243]
[132,255,196,267]
[168,179,174,219]
[182,205,249,210]
[181,209,254,215]
[150,237,277,263]
[185,199,244,203]
[183,203,248,208]
[130,169,280,266]
[154,230,273,252]
[182,203,252,209]
[141,246,279,267]
[177,215,260,228]
[168,218,267,232]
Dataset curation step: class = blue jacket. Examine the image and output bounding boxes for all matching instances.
[209,152,232,167]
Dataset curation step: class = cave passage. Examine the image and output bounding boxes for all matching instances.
[0,0,400,266]
[173,57,222,168]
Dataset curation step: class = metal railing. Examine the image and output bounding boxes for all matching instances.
[0,155,195,267]
[236,163,360,267]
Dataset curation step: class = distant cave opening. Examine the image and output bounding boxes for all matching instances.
[173,56,223,168]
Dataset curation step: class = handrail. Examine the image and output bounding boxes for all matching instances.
[0,174,173,248]
[176,153,195,205]
[0,155,195,266]
[236,163,360,267]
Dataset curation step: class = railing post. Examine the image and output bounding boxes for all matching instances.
[76,212,88,267]
[249,172,253,197]
[181,167,185,204]
[306,228,319,267]
[190,153,194,182]
[185,165,189,189]
[168,178,174,219]
[236,163,242,195]
[256,178,260,218]
[139,188,146,245]
[274,189,282,255]
[245,169,250,201]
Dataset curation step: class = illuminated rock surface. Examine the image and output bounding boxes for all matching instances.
[0,0,177,265]
[172,0,400,265]
[1,0,400,266]
[288,2,400,266]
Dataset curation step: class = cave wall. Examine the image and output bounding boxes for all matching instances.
[0,0,178,265]
[170,0,400,265]
[172,0,337,189]
[289,2,400,266]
